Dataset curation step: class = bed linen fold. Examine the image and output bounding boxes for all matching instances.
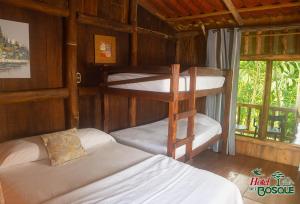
[44,155,243,204]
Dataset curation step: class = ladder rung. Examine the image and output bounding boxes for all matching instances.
[174,109,196,120]
[175,136,194,148]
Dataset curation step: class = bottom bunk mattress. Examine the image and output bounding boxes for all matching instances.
[110,113,222,159]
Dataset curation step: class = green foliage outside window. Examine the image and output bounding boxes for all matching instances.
[236,61,300,143]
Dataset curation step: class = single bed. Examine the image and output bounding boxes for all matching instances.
[108,73,225,92]
[0,128,242,204]
[111,113,222,159]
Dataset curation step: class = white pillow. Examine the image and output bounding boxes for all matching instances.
[0,136,48,168]
[77,128,116,150]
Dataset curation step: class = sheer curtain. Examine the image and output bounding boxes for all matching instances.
[205,28,241,155]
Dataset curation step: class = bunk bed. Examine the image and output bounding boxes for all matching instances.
[99,64,233,161]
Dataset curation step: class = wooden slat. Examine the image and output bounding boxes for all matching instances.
[79,87,98,96]
[241,54,300,61]
[174,109,196,120]
[103,94,110,132]
[175,31,200,38]
[175,137,192,148]
[190,134,222,158]
[167,64,180,158]
[138,0,167,21]
[137,27,172,39]
[131,0,138,65]
[65,0,79,128]
[100,87,173,102]
[186,67,197,161]
[167,2,300,22]
[105,74,171,86]
[196,67,227,76]
[241,23,300,32]
[0,0,69,17]
[78,13,133,33]
[0,88,69,105]
[94,93,102,129]
[222,0,244,26]
[129,96,137,127]
[97,65,172,74]
[179,87,225,100]
[259,61,273,139]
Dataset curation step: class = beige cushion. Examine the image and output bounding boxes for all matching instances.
[41,129,86,166]
[0,136,48,168]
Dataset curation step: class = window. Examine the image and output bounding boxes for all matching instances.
[236,60,300,145]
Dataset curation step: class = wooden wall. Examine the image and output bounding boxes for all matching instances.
[175,33,207,114]
[77,3,176,131]
[0,2,66,142]
[236,136,300,167]
[240,30,300,60]
[0,0,209,141]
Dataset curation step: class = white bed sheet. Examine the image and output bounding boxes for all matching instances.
[0,142,151,204]
[111,113,222,159]
[45,155,243,204]
[108,73,225,92]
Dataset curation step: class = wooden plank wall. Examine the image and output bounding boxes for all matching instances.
[175,33,207,114]
[240,30,300,60]
[0,2,66,142]
[236,136,300,167]
[0,0,177,141]
[77,2,176,131]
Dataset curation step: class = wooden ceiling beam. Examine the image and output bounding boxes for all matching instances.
[0,0,69,17]
[153,0,177,18]
[222,0,244,25]
[138,0,166,21]
[167,2,300,22]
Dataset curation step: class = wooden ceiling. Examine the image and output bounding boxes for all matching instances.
[139,0,300,31]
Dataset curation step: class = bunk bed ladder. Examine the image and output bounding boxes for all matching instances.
[168,66,197,161]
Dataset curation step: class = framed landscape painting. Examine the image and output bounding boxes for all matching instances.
[0,19,30,78]
[94,35,116,64]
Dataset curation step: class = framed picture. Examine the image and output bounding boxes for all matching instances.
[0,19,30,78]
[94,35,116,64]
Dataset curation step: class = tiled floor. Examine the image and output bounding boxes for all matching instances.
[190,150,300,204]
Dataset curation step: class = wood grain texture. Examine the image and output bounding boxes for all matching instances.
[0,3,65,141]
[236,136,300,167]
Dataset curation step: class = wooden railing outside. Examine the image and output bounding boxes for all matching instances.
[236,103,298,142]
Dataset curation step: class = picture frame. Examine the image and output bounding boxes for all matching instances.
[94,35,116,64]
[0,19,30,78]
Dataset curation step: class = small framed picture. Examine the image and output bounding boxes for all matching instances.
[94,35,116,64]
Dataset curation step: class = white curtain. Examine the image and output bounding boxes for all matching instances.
[205,28,241,155]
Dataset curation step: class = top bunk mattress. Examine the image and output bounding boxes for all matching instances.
[110,113,222,159]
[108,73,225,92]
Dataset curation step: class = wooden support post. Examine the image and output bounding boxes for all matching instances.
[244,32,249,55]
[259,61,273,139]
[94,93,102,129]
[175,39,180,63]
[65,0,79,128]
[186,67,197,161]
[222,70,233,154]
[103,94,110,132]
[130,0,138,66]
[129,97,137,127]
[256,31,262,55]
[128,0,138,128]
[167,64,180,158]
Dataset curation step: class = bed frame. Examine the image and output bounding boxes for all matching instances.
[99,64,233,161]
